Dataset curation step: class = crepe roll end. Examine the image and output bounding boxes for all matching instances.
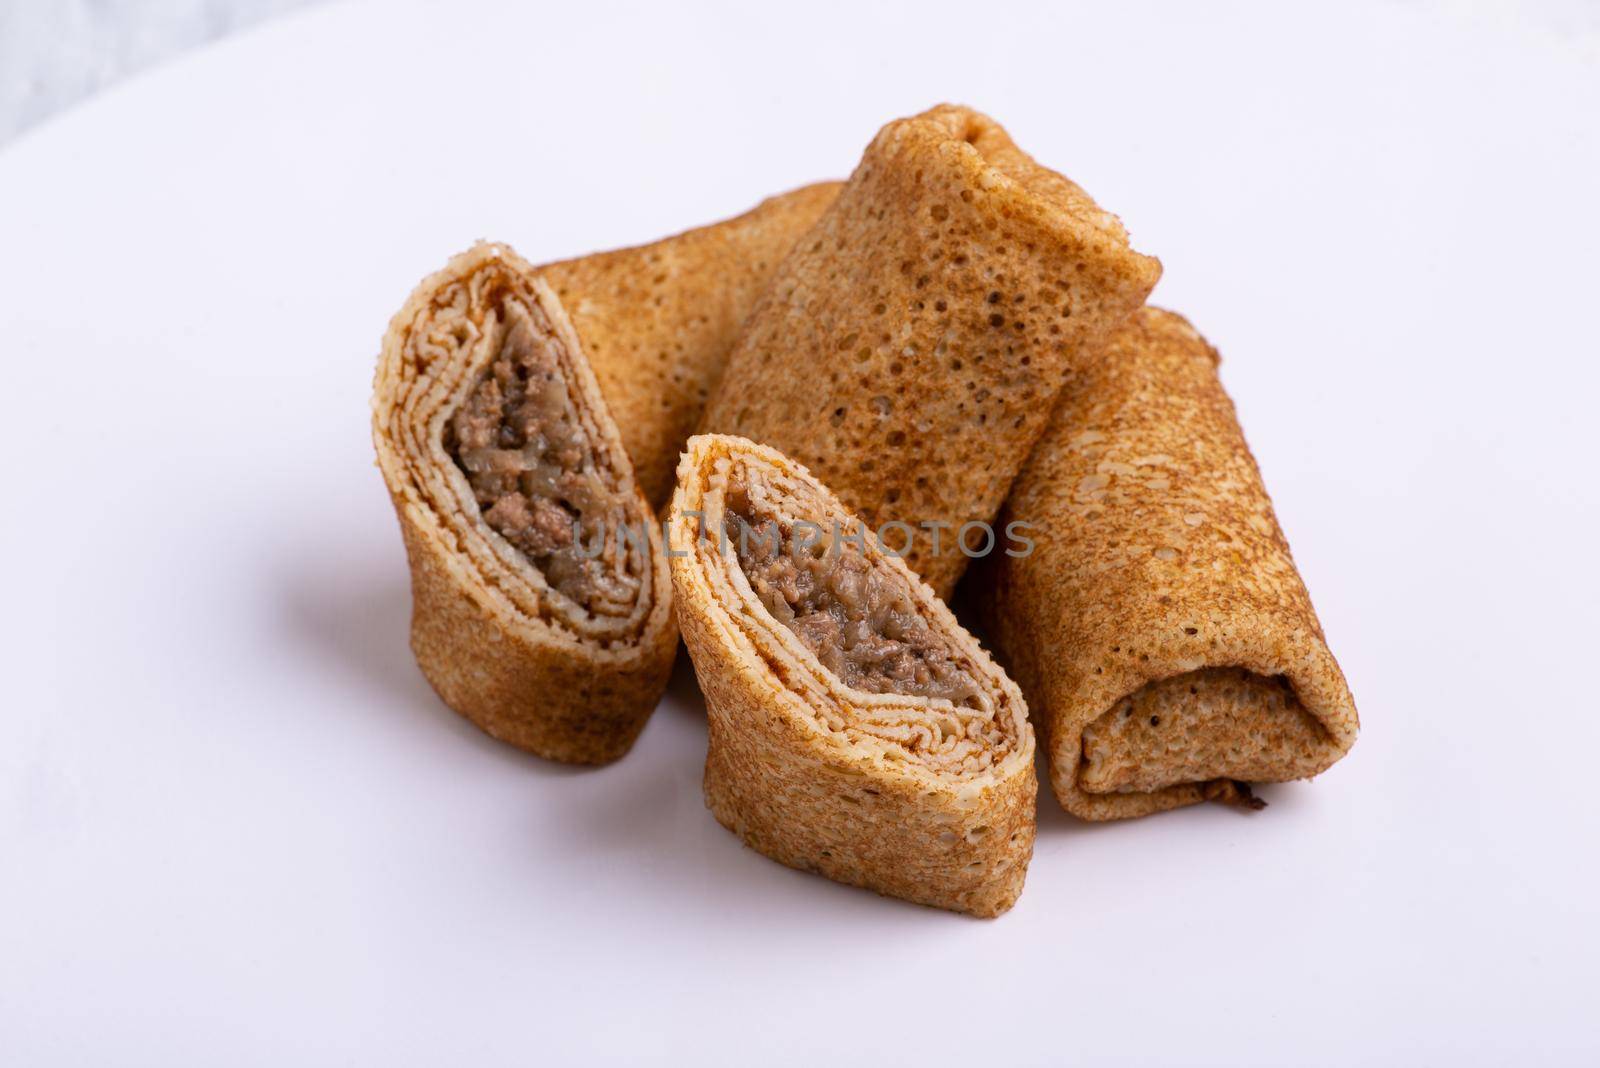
[984,307,1358,820]
[373,243,677,764]
[669,435,1037,916]
[701,105,1161,598]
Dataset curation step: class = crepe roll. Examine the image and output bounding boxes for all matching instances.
[372,244,676,764]
[701,105,1161,597]
[542,182,840,506]
[981,308,1359,819]
[669,435,1036,916]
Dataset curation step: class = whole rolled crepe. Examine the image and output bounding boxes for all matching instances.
[372,243,677,764]
[670,434,1036,916]
[538,182,839,506]
[701,105,1161,596]
[980,307,1359,819]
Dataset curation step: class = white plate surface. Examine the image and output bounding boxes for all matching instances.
[2,1,1597,1063]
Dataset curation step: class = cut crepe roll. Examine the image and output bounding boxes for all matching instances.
[670,435,1036,917]
[980,308,1359,820]
[373,244,677,764]
[701,105,1161,597]
[542,182,839,506]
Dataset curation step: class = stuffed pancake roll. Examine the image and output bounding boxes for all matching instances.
[981,307,1359,819]
[701,105,1160,596]
[373,244,676,764]
[670,434,1036,916]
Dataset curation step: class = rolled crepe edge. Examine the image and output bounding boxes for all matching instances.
[669,434,1036,917]
[985,305,1358,819]
[1030,602,1359,821]
[372,243,678,764]
[878,104,1163,295]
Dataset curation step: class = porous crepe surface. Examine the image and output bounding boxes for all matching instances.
[540,182,840,507]
[669,435,1036,917]
[981,307,1359,820]
[372,244,677,765]
[700,104,1161,596]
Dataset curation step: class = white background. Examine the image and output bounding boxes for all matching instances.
[2,1,1597,1064]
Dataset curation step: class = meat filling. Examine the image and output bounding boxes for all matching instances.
[723,474,981,706]
[447,304,639,615]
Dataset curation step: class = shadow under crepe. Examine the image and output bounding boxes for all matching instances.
[275,530,590,777]
[275,517,1012,918]
[533,653,973,924]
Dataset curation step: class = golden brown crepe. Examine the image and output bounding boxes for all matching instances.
[541,183,839,506]
[670,434,1036,916]
[700,105,1161,596]
[979,307,1359,819]
[372,244,676,764]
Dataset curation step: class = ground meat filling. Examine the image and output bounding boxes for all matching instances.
[723,474,982,706]
[447,302,639,615]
